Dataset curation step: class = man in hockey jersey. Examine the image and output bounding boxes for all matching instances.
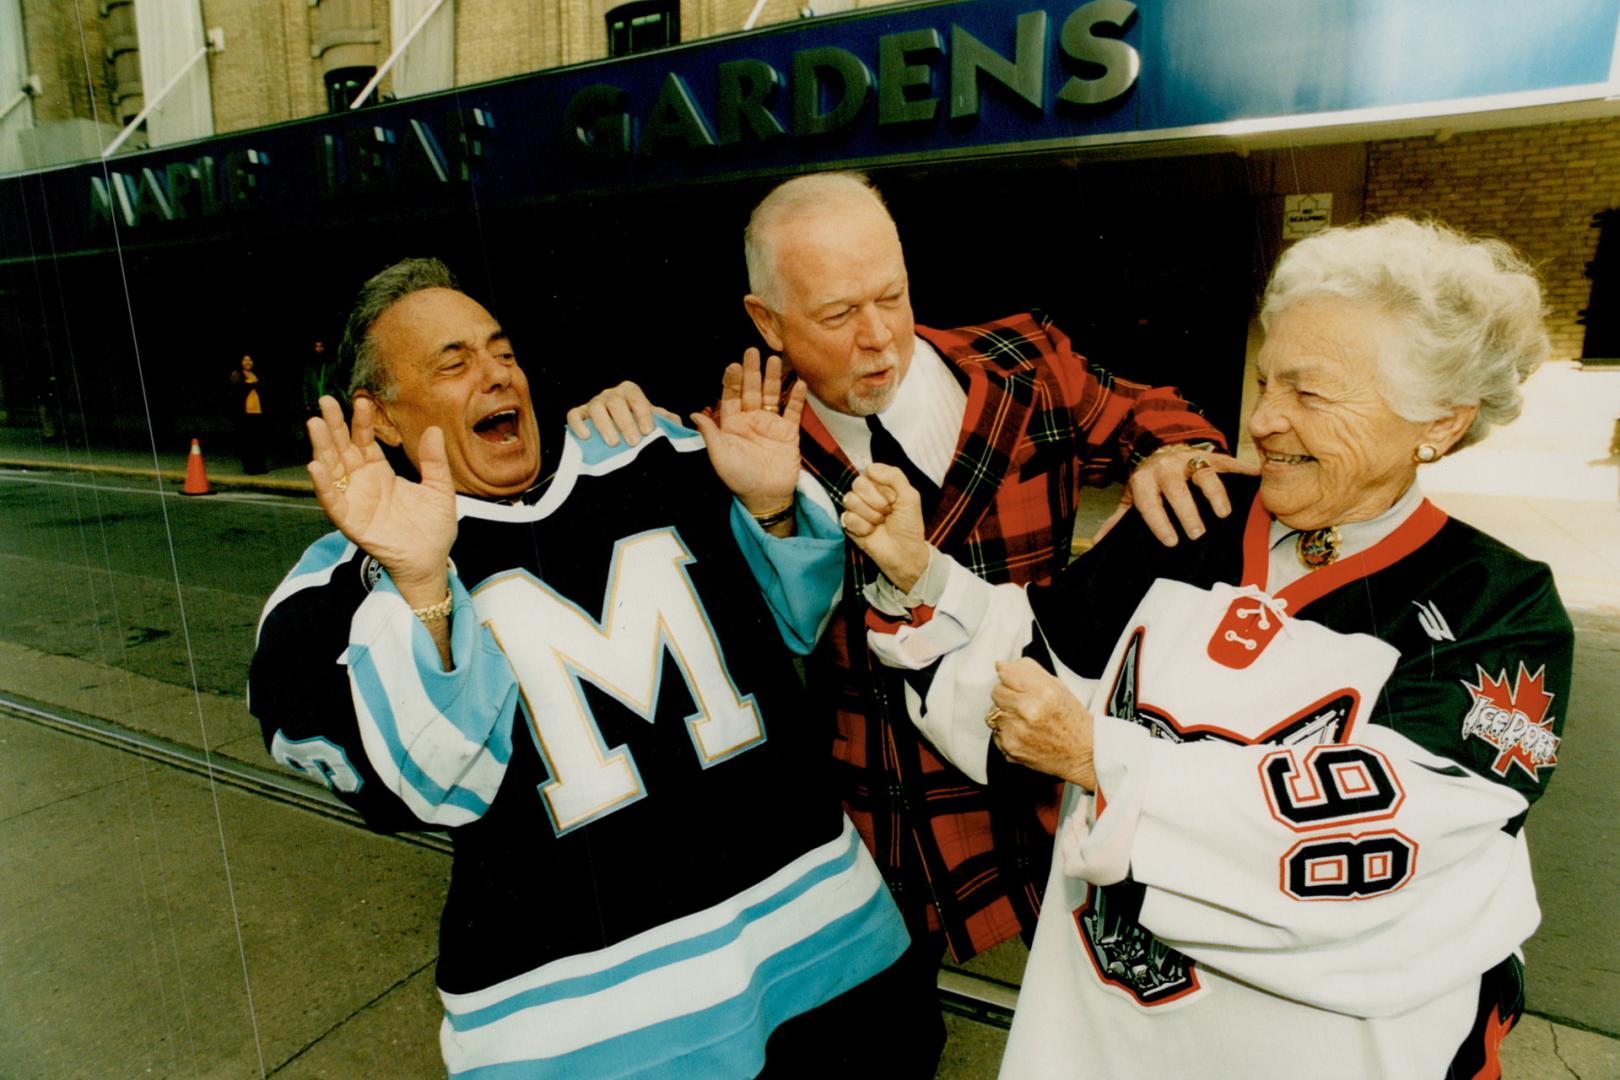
[250,258,927,1078]
[840,218,1573,1077]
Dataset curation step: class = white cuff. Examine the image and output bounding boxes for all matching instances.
[864,545,951,616]
[1058,714,1153,886]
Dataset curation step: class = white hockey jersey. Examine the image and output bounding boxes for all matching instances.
[866,479,1570,1079]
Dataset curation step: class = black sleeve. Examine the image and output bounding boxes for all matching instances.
[250,545,425,834]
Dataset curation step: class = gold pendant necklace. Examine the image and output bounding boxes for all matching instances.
[1295,526,1341,569]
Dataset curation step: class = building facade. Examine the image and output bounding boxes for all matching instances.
[3,0,893,172]
[0,0,1615,451]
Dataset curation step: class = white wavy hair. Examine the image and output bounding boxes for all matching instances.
[1260,217,1550,450]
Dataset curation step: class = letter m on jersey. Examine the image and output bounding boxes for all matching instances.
[473,528,765,836]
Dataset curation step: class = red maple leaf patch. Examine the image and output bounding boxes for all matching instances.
[1459,663,1559,780]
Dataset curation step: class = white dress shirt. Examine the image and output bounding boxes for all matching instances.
[803,335,967,485]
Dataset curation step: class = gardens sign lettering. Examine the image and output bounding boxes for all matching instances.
[75,0,1140,238]
[563,1,1140,162]
[20,0,1617,254]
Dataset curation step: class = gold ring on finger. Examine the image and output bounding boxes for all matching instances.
[1184,455,1211,478]
[763,402,778,413]
[333,475,350,493]
[986,707,1005,733]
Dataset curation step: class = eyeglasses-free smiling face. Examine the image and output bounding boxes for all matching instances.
[364,287,542,499]
[746,198,915,417]
[1249,298,1454,531]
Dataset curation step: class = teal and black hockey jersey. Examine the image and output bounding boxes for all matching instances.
[251,423,905,1079]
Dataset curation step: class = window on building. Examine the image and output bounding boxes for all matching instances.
[325,67,377,113]
[605,0,679,57]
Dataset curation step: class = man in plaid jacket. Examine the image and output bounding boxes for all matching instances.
[572,171,1253,1060]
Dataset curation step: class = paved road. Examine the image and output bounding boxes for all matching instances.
[0,468,329,697]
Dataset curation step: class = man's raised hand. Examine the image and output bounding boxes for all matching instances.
[306,395,458,605]
[690,348,806,523]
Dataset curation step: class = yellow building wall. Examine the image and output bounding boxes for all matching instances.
[19,0,913,141]
[20,0,116,126]
[1365,117,1620,361]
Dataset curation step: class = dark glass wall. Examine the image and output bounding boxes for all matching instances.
[0,17,1262,1073]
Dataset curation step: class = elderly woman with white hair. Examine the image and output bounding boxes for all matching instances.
[840,217,1573,1078]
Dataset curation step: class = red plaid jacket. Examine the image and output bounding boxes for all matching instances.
[797,312,1227,961]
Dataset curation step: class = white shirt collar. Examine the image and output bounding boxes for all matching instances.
[803,335,967,485]
[1265,480,1425,592]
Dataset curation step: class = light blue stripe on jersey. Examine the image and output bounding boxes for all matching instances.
[445,827,907,1078]
[369,573,518,756]
[575,416,703,468]
[346,573,518,819]
[452,894,905,1079]
[288,529,354,580]
[576,419,624,467]
[650,414,702,446]
[255,530,355,644]
[346,640,497,817]
[729,493,844,656]
[450,825,862,1031]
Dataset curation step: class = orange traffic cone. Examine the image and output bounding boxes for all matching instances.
[181,438,213,496]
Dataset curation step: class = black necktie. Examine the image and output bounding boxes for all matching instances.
[865,413,941,520]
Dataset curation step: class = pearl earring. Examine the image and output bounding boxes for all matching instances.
[1413,444,1439,464]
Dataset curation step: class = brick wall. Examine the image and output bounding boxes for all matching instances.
[278,0,321,123]
[192,0,390,134]
[696,0,801,36]
[456,0,559,85]
[1365,117,1620,361]
[21,0,116,126]
[200,0,294,134]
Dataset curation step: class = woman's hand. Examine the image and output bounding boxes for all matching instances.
[990,657,1097,791]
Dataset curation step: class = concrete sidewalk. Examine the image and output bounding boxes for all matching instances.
[6,635,1617,1077]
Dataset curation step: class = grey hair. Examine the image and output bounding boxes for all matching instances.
[1260,217,1550,450]
[744,171,894,309]
[340,257,460,401]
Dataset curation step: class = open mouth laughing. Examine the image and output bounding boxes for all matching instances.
[473,408,522,444]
